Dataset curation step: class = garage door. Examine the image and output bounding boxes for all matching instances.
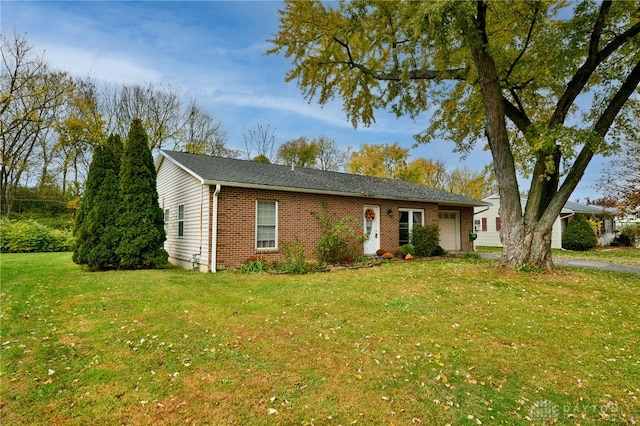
[438,211,459,251]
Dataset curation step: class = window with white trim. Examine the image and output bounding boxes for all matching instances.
[164,208,170,235]
[399,209,424,245]
[256,200,277,249]
[178,204,185,237]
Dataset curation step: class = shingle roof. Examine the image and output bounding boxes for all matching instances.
[158,150,488,207]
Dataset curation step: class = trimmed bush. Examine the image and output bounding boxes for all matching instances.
[411,224,440,256]
[562,214,597,251]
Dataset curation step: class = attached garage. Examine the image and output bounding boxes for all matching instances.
[438,211,460,251]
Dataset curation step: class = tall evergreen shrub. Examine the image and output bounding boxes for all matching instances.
[73,135,123,269]
[116,119,168,269]
[562,214,597,251]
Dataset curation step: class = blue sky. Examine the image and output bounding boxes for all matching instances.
[1,0,608,201]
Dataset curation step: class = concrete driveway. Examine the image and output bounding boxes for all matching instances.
[477,252,640,274]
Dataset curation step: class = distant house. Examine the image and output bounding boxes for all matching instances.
[155,150,489,271]
[473,194,616,249]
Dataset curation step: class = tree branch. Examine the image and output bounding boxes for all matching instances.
[553,60,640,218]
[551,3,640,126]
[502,95,532,133]
[594,60,640,137]
[328,37,469,82]
[504,4,539,84]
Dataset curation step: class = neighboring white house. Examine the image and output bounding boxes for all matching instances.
[473,194,616,249]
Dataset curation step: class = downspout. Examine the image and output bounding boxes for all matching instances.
[210,184,221,272]
[191,184,205,271]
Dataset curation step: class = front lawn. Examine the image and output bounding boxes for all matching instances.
[1,253,638,425]
[476,245,640,267]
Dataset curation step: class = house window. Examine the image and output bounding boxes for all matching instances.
[164,208,170,234]
[256,200,277,249]
[474,219,481,232]
[178,204,185,237]
[399,209,424,245]
[496,217,501,231]
[481,217,487,232]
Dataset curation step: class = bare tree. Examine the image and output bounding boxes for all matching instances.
[314,135,346,171]
[243,123,276,162]
[182,102,237,157]
[1,32,73,216]
[53,77,106,195]
[99,82,183,151]
[597,107,640,219]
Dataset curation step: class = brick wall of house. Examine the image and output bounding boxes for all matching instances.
[459,206,475,251]
[211,186,468,270]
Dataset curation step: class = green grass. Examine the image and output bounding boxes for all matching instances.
[1,253,638,425]
[477,245,640,267]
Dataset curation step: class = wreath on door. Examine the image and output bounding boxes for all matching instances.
[365,208,376,221]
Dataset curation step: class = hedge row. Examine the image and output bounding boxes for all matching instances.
[0,219,75,253]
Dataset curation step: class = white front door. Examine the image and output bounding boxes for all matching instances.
[363,206,380,255]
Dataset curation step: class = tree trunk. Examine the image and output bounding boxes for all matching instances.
[464,3,557,270]
[500,221,554,271]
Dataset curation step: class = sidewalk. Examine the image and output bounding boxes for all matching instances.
[476,252,640,274]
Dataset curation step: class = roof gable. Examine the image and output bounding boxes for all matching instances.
[158,150,488,207]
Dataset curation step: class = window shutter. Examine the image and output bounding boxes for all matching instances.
[496,217,501,231]
[481,217,487,232]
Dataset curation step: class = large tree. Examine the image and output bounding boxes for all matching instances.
[277,136,320,168]
[116,119,167,269]
[348,142,409,178]
[276,135,346,170]
[54,77,106,196]
[269,0,640,270]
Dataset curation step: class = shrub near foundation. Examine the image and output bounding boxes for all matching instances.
[311,203,364,264]
[411,224,440,256]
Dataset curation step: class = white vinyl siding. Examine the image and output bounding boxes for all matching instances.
[474,194,564,249]
[156,158,210,268]
[256,200,277,249]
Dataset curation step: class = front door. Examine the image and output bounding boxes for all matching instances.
[363,206,380,255]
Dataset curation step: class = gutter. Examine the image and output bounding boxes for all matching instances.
[210,184,221,273]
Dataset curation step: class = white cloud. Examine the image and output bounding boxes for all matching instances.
[41,43,162,85]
